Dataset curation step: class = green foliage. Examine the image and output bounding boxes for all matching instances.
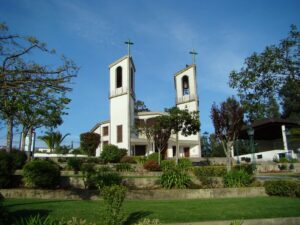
[278,164,288,170]
[279,157,289,163]
[147,153,160,162]
[100,144,127,163]
[178,158,193,171]
[67,158,83,173]
[233,164,254,175]
[80,163,96,189]
[80,132,100,156]
[115,163,132,172]
[85,167,122,190]
[264,180,300,197]
[198,176,220,189]
[160,168,191,189]
[160,160,176,171]
[0,150,15,188]
[143,160,161,171]
[0,194,9,225]
[101,185,127,225]
[229,220,244,225]
[134,156,147,164]
[135,100,150,113]
[23,160,60,189]
[193,166,227,177]
[223,170,252,188]
[13,215,59,225]
[39,131,70,153]
[134,219,161,225]
[9,150,27,169]
[120,156,136,164]
[229,25,300,121]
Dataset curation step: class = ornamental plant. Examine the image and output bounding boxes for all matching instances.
[23,160,61,189]
[160,168,191,189]
[80,132,100,156]
[223,170,252,188]
[101,185,127,225]
[100,144,127,163]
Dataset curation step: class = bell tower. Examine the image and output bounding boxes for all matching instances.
[173,49,201,157]
[109,50,135,153]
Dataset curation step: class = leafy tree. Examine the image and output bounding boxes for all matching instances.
[135,118,156,155]
[229,25,300,122]
[134,100,150,113]
[211,97,244,171]
[0,22,78,152]
[167,107,200,165]
[39,131,70,153]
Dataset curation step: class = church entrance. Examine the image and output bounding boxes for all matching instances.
[135,145,146,156]
[184,147,190,158]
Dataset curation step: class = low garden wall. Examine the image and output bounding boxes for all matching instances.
[0,187,266,200]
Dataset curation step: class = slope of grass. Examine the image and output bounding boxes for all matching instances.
[4,197,300,224]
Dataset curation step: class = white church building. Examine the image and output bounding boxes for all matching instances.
[91,53,201,159]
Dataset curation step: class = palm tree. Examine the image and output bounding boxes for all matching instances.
[39,131,70,153]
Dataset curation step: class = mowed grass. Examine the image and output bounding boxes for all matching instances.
[4,197,300,224]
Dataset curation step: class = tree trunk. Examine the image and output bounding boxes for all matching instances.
[226,142,233,172]
[176,133,179,165]
[6,118,13,152]
[27,127,33,160]
[20,128,28,152]
[158,148,161,165]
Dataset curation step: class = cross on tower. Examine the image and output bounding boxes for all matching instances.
[125,39,134,56]
[189,48,198,65]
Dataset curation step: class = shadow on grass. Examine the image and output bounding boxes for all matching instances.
[5,200,74,208]
[124,211,153,225]
[9,209,51,224]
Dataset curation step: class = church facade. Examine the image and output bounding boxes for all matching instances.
[91,54,201,159]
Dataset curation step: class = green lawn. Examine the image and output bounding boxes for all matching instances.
[4,197,300,224]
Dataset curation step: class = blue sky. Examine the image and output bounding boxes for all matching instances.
[1,0,300,148]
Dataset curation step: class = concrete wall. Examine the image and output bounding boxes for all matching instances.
[0,187,266,200]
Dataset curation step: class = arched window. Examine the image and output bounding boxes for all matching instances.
[130,68,134,92]
[116,66,122,88]
[182,75,189,95]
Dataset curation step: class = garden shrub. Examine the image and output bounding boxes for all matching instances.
[81,163,96,189]
[80,132,100,156]
[101,185,127,225]
[279,157,289,163]
[13,215,59,225]
[0,151,15,188]
[198,176,221,188]
[0,194,9,225]
[289,163,295,170]
[10,150,27,169]
[23,160,61,189]
[147,152,160,162]
[134,218,161,225]
[143,160,161,171]
[178,158,193,171]
[120,156,136,164]
[100,144,127,163]
[115,163,132,172]
[193,166,227,178]
[160,168,191,189]
[223,170,252,188]
[233,164,254,175]
[264,180,300,197]
[161,160,176,171]
[278,164,288,170]
[134,156,147,164]
[87,167,122,189]
[67,158,83,173]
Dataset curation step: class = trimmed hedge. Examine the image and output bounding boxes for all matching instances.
[264,180,300,197]
[23,160,61,189]
[0,151,15,188]
[193,166,227,178]
[100,144,127,163]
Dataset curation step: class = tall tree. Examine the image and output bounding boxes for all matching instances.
[166,107,200,165]
[211,97,244,171]
[0,22,78,152]
[229,25,300,122]
[135,118,156,155]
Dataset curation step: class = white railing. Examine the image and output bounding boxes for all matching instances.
[176,94,197,104]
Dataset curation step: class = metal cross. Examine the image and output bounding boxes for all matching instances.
[125,39,134,56]
[189,48,198,64]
